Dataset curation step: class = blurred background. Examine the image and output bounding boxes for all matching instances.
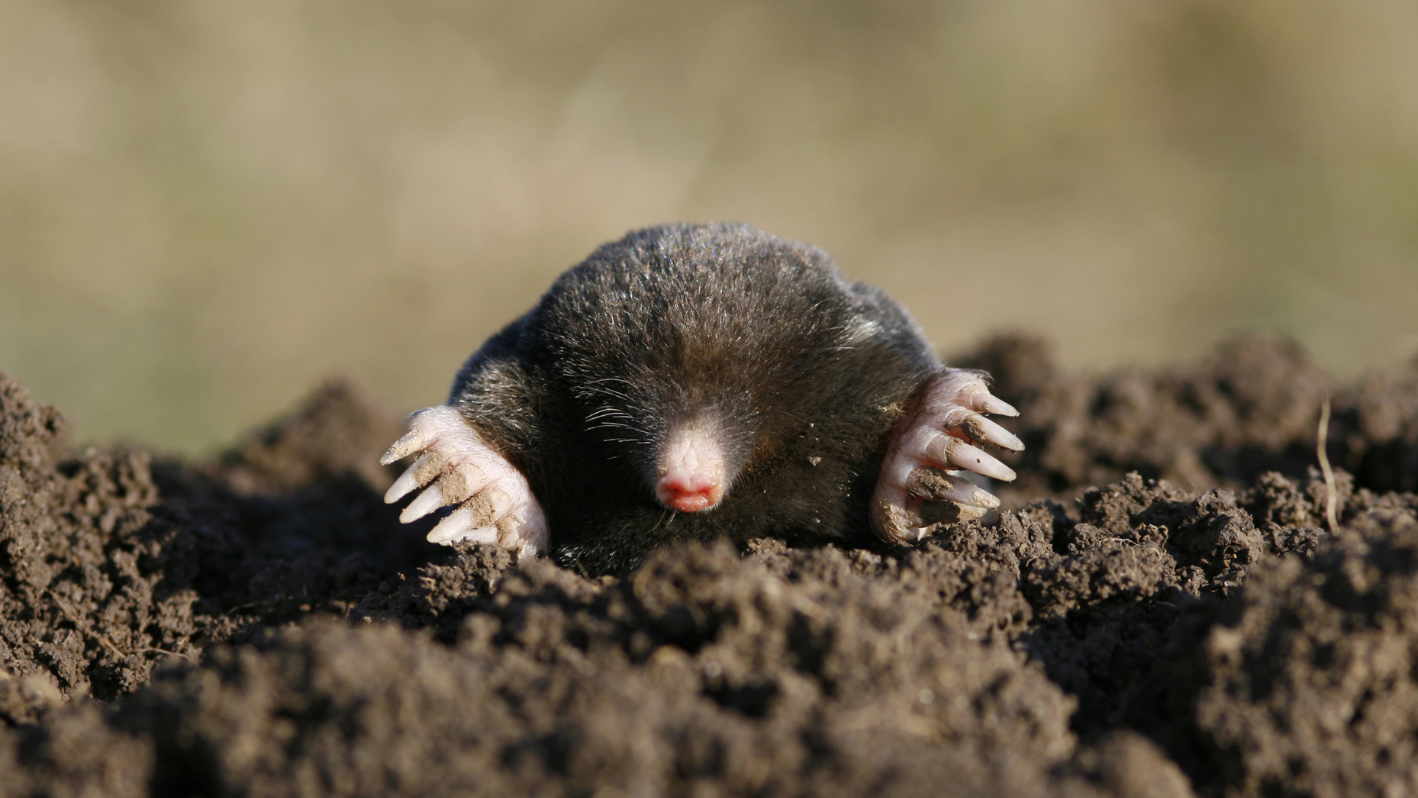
[2,0,1416,454]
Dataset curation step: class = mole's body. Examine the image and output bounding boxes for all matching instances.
[383,223,1022,574]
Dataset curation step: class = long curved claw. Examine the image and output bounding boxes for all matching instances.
[427,507,499,545]
[906,468,1001,509]
[400,484,445,523]
[381,425,433,466]
[954,412,1024,452]
[385,452,441,504]
[972,393,1018,418]
[921,434,1017,482]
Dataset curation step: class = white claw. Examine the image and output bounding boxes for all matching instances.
[385,471,419,505]
[384,452,438,503]
[968,414,1025,452]
[427,506,474,543]
[975,394,1019,417]
[972,487,1001,508]
[457,527,501,546]
[912,472,1002,509]
[401,484,445,523]
[929,437,1017,482]
[427,505,504,546]
[381,425,431,465]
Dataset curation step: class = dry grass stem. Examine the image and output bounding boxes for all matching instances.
[1317,398,1339,534]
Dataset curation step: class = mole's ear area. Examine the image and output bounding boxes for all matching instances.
[870,368,1025,543]
[380,405,549,558]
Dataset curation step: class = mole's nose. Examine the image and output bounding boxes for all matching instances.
[656,475,724,513]
[654,416,729,513]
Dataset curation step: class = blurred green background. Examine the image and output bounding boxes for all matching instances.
[3,0,1417,454]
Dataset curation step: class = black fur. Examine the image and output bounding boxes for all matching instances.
[448,223,940,574]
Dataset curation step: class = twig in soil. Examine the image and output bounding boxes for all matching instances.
[43,588,192,661]
[44,589,126,660]
[1317,398,1339,534]
[134,647,193,661]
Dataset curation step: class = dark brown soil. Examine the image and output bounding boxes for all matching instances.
[2,334,1416,797]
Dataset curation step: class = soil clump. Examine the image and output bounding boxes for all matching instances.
[1,335,1416,797]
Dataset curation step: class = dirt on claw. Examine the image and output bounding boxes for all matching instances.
[3,333,1418,797]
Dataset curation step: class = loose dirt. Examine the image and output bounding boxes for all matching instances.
[2,335,1416,797]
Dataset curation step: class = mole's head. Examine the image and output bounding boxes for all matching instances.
[537,223,863,517]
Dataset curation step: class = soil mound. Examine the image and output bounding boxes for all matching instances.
[1,335,1416,796]
[0,377,418,714]
[1134,498,1418,798]
[961,334,1418,499]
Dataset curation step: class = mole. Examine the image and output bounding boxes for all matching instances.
[381,223,1023,574]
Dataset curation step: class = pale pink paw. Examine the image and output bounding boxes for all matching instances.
[380,406,548,558]
[870,369,1024,543]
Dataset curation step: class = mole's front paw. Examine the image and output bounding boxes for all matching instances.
[870,369,1024,543]
[380,406,548,558]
